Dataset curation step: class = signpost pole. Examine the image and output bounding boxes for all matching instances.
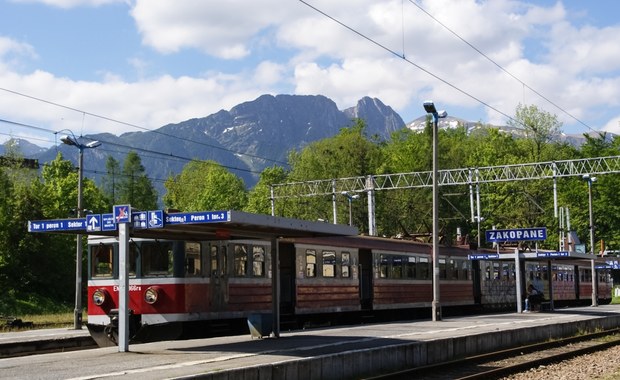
[114,204,132,353]
[118,221,129,352]
[514,248,522,313]
[271,238,280,338]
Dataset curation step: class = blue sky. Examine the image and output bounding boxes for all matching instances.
[1,0,620,148]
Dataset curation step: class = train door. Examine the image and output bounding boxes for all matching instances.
[471,259,482,304]
[209,242,228,311]
[359,248,373,310]
[573,265,580,300]
[278,241,296,315]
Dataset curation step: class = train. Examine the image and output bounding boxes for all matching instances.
[86,234,613,346]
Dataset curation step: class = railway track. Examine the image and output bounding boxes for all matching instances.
[366,328,620,380]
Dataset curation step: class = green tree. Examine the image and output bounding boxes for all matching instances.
[118,151,158,210]
[285,120,382,230]
[163,160,247,211]
[507,103,562,161]
[101,156,121,207]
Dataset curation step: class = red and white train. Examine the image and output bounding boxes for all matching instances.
[86,235,612,346]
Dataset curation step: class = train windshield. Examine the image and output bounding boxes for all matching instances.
[141,241,174,277]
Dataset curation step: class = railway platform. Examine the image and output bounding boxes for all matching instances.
[2,304,620,380]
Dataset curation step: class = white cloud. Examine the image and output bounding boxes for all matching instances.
[131,0,298,59]
[2,0,620,146]
[10,0,126,8]
[602,117,620,135]
[0,37,37,69]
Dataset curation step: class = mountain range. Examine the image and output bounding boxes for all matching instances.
[0,94,601,197]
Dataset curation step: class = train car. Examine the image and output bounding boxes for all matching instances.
[87,236,273,346]
[476,258,612,310]
[86,235,613,346]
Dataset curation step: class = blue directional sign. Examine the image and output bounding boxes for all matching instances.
[86,214,101,232]
[536,251,570,258]
[165,210,230,225]
[147,210,164,228]
[468,253,500,260]
[28,218,86,233]
[114,205,131,224]
[102,213,116,231]
[485,227,547,242]
[132,211,147,229]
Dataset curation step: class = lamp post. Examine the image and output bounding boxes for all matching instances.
[423,101,447,322]
[341,191,360,226]
[582,174,598,307]
[61,133,101,329]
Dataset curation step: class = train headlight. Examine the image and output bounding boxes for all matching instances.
[144,287,159,305]
[92,289,107,306]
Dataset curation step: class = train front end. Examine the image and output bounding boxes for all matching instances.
[86,236,203,347]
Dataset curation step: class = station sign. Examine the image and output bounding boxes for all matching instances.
[165,210,230,225]
[485,227,547,243]
[86,214,101,232]
[468,253,500,260]
[29,209,230,233]
[132,211,148,229]
[28,218,86,232]
[113,205,131,224]
[102,213,116,231]
[536,251,569,258]
[132,210,164,229]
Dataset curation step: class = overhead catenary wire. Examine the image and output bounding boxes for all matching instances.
[407,0,597,134]
[298,0,521,127]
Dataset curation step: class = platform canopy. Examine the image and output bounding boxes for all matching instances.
[28,209,359,241]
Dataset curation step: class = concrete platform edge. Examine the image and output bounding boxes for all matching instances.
[176,314,620,380]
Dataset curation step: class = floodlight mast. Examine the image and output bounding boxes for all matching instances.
[423,101,447,322]
[582,174,598,307]
[60,131,101,329]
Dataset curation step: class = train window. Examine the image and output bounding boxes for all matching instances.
[502,263,511,281]
[185,242,202,276]
[128,242,139,276]
[252,245,265,277]
[461,260,470,280]
[233,244,248,277]
[322,250,336,277]
[405,257,415,279]
[449,259,458,280]
[211,245,218,276]
[379,255,388,278]
[439,258,446,279]
[418,257,430,280]
[91,243,113,278]
[142,241,173,277]
[341,252,350,278]
[391,256,403,279]
[492,262,500,280]
[306,249,316,277]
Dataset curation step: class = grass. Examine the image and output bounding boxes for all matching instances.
[1,311,78,332]
[612,286,620,305]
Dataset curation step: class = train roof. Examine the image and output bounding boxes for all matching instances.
[280,235,475,255]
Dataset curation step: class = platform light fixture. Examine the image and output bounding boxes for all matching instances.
[423,101,447,322]
[341,191,360,226]
[61,131,101,329]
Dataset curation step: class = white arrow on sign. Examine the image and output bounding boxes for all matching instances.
[87,215,100,231]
